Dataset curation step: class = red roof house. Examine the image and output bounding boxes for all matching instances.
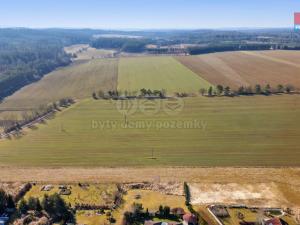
[183,213,197,225]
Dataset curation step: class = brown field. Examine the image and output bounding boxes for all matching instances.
[254,50,300,65]
[176,54,249,89]
[176,50,300,90]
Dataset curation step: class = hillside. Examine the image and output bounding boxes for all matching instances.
[0,95,300,167]
[0,59,118,111]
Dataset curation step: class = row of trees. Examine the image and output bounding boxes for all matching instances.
[139,89,166,98]
[92,89,167,100]
[2,98,75,135]
[92,84,296,101]
[18,194,75,224]
[184,182,191,206]
[199,84,295,97]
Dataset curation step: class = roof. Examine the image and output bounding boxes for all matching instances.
[171,207,185,215]
[265,218,283,225]
[183,213,197,224]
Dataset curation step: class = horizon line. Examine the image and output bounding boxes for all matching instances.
[0,26,294,31]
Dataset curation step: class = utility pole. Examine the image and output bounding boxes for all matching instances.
[151,148,154,159]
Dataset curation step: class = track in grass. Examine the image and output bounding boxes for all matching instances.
[118,56,212,95]
[0,95,300,167]
[176,50,300,89]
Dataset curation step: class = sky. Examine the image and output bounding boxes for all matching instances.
[0,0,300,29]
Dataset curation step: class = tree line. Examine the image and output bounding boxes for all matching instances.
[1,98,75,135]
[92,89,167,100]
[199,84,295,97]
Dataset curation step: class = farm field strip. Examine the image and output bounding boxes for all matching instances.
[118,56,212,94]
[0,95,300,167]
[175,55,249,88]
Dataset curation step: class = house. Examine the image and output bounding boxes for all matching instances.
[183,213,197,225]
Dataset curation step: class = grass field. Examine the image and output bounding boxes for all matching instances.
[0,95,300,167]
[0,59,118,113]
[118,56,212,94]
[123,190,188,212]
[176,50,300,89]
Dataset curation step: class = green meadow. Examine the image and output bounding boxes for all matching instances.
[118,56,212,94]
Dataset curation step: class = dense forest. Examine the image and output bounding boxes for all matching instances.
[91,37,151,53]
